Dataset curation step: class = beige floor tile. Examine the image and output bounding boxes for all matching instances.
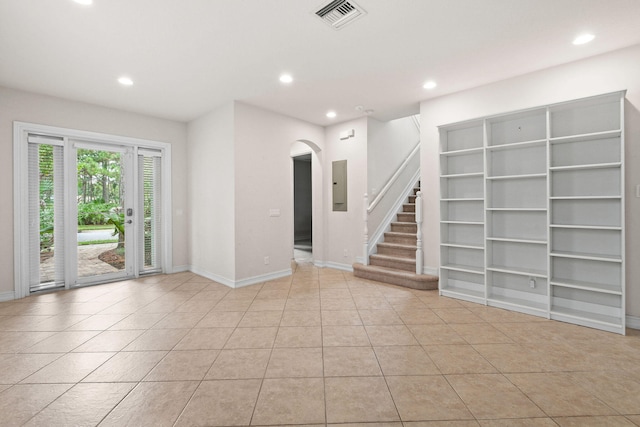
[358,309,403,325]
[145,350,219,381]
[21,352,113,383]
[194,311,244,328]
[288,287,321,299]
[365,324,419,346]
[404,421,480,427]
[83,351,166,382]
[625,415,640,425]
[175,379,261,426]
[0,353,61,384]
[65,314,128,330]
[386,375,474,421]
[450,323,514,344]
[266,347,324,377]
[507,372,616,417]
[73,329,144,352]
[322,310,363,326]
[275,326,323,347]
[212,299,253,312]
[0,383,72,426]
[567,370,640,414]
[386,297,428,310]
[374,346,440,376]
[425,345,498,374]
[322,298,357,310]
[418,295,464,308]
[174,294,218,314]
[408,324,467,345]
[353,297,393,310]
[151,311,207,329]
[432,308,485,324]
[447,373,545,419]
[108,312,167,330]
[285,296,321,308]
[553,416,637,426]
[173,327,234,350]
[280,310,321,326]
[323,325,371,346]
[473,343,550,373]
[325,376,399,423]
[205,348,271,379]
[0,331,55,353]
[323,346,382,376]
[25,330,101,353]
[248,298,286,312]
[478,419,557,426]
[23,382,136,427]
[238,310,283,327]
[321,289,353,299]
[124,328,190,351]
[395,308,444,325]
[252,377,326,425]
[100,381,198,427]
[29,314,92,332]
[224,327,278,349]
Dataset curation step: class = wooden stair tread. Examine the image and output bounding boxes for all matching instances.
[378,242,417,250]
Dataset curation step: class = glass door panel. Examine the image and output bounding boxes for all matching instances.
[75,145,133,283]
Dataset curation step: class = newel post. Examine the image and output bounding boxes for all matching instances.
[415,191,423,274]
[363,193,369,265]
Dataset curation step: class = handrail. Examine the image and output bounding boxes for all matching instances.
[411,114,420,131]
[368,141,420,213]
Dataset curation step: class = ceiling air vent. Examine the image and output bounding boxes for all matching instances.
[315,0,367,30]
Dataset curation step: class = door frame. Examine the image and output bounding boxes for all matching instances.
[13,122,173,299]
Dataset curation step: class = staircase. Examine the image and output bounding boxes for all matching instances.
[353,185,438,290]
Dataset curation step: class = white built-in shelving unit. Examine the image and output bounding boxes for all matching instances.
[438,91,626,334]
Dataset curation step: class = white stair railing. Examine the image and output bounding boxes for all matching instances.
[415,191,423,274]
[363,193,369,265]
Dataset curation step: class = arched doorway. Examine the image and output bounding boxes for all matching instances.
[290,139,322,266]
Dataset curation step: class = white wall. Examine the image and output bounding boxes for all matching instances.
[324,117,368,269]
[187,103,236,282]
[233,102,324,281]
[0,86,188,298]
[367,116,419,197]
[420,44,640,318]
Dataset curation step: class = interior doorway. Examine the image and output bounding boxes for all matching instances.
[293,153,312,263]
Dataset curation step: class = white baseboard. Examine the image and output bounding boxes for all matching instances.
[234,269,292,288]
[324,261,354,272]
[189,266,292,289]
[170,265,191,274]
[422,266,439,276]
[626,315,640,330]
[0,291,15,302]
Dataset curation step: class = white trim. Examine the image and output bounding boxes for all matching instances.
[13,121,173,299]
[368,141,420,212]
[171,265,191,273]
[324,261,354,272]
[626,315,640,330]
[0,292,15,302]
[422,266,439,276]
[189,266,292,289]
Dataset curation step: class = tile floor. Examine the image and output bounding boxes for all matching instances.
[1,262,640,426]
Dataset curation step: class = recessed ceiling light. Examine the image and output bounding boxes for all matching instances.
[423,80,437,90]
[326,111,337,119]
[279,74,293,84]
[573,33,595,45]
[73,0,93,5]
[118,76,134,86]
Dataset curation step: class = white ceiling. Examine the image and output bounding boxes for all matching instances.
[1,0,639,126]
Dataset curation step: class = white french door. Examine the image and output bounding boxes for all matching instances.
[14,123,171,297]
